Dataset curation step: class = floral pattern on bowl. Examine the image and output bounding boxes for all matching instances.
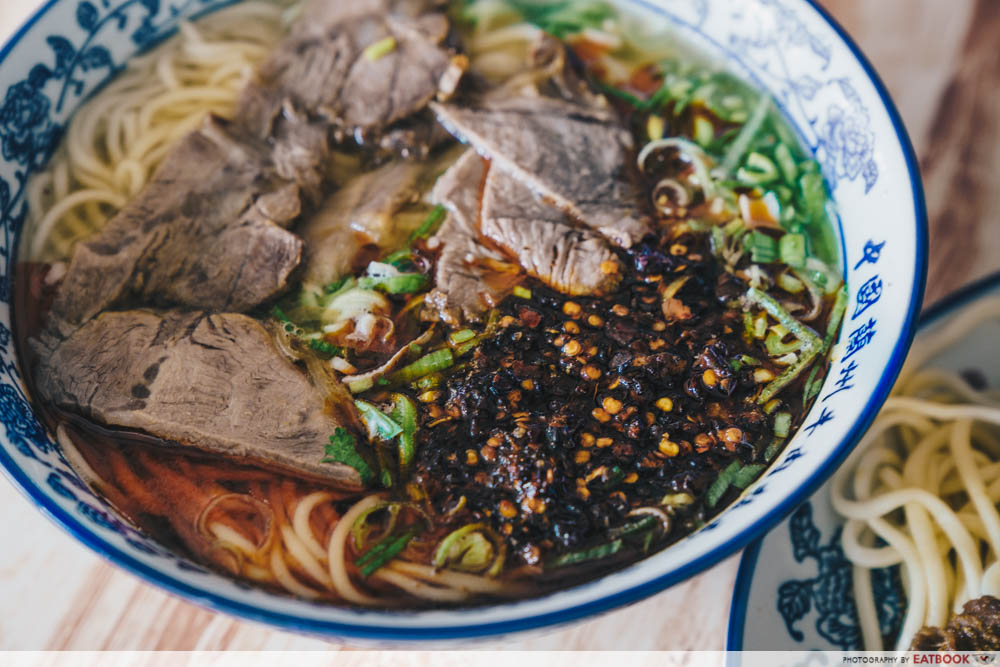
[0,0,926,642]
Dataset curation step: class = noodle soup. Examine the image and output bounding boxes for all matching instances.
[17,0,847,607]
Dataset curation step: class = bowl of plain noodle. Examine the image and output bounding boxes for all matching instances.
[729,273,1000,653]
[0,0,925,643]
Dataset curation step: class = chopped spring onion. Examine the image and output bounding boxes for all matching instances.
[731,463,766,490]
[743,312,756,340]
[513,286,532,299]
[390,348,454,384]
[764,437,786,462]
[389,394,418,474]
[378,450,395,489]
[358,273,428,295]
[453,335,486,358]
[799,169,827,223]
[805,257,843,296]
[363,36,397,61]
[758,353,821,404]
[775,184,794,205]
[346,377,374,394]
[413,373,442,391]
[449,329,476,345]
[382,249,412,268]
[330,356,357,374]
[774,143,798,183]
[548,539,623,569]
[356,527,421,577]
[719,94,771,175]
[745,288,823,404]
[744,230,778,263]
[823,285,849,352]
[723,218,745,237]
[737,152,779,185]
[706,460,741,508]
[693,115,715,148]
[647,114,665,141]
[746,288,822,349]
[773,412,792,438]
[775,352,799,366]
[661,492,695,508]
[710,225,726,256]
[433,523,504,575]
[777,272,805,294]
[433,523,485,567]
[355,400,404,441]
[351,502,401,550]
[765,331,801,356]
[607,515,658,540]
[778,233,807,269]
[754,311,768,339]
[802,364,823,403]
[409,204,447,243]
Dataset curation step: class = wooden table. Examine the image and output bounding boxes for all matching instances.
[0,0,993,651]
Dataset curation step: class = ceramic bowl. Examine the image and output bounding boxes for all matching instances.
[0,0,926,642]
[726,274,1000,653]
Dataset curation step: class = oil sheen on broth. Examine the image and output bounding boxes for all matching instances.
[16,0,847,606]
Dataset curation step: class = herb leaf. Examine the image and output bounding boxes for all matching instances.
[322,428,373,485]
[309,338,343,358]
[354,400,404,441]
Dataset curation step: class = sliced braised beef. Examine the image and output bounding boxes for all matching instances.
[45,117,304,339]
[424,150,517,325]
[300,161,424,289]
[480,165,623,296]
[431,95,650,249]
[35,309,364,488]
[243,101,331,207]
[44,0,468,342]
[239,0,466,151]
[373,110,456,161]
[428,36,650,251]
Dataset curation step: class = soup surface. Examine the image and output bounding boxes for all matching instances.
[17,0,846,606]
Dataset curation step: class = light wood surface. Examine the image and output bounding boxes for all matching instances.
[0,0,990,651]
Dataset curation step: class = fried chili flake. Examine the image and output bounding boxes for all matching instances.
[412,231,781,564]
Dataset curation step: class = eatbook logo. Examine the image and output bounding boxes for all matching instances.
[909,656,996,665]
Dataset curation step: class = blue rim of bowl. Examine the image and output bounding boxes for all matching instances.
[725,270,1000,653]
[0,0,928,642]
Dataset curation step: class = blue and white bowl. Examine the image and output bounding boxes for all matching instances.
[726,274,1000,653]
[0,0,926,642]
